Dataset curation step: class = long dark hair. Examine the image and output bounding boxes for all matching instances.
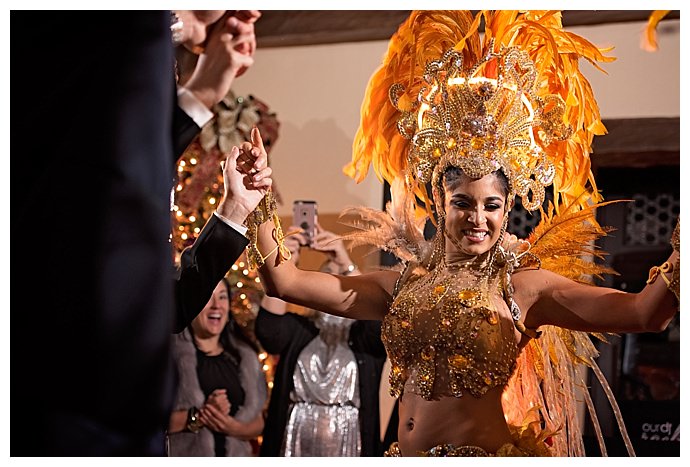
[190,277,260,366]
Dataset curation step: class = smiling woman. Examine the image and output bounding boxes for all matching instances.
[166,278,267,456]
[443,168,510,257]
[248,10,680,457]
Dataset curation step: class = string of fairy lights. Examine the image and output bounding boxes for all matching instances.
[171,92,281,396]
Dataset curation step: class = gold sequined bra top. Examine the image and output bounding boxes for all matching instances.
[382,256,519,400]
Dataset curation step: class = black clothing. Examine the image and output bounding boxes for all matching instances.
[12,11,247,455]
[196,350,246,417]
[197,349,245,456]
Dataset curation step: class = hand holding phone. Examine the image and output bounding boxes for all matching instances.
[292,200,317,247]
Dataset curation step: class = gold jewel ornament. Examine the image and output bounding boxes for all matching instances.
[399,45,566,211]
[671,218,680,300]
[671,217,680,253]
[245,189,291,270]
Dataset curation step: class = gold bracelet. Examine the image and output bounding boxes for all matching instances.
[668,217,680,300]
[647,260,679,302]
[186,406,202,433]
[245,190,292,270]
[671,217,680,254]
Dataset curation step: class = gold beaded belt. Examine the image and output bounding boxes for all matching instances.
[384,442,491,457]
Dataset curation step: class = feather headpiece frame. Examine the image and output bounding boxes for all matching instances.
[395,44,568,211]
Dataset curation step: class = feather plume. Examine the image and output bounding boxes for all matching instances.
[482,10,614,211]
[339,176,427,264]
[522,191,621,283]
[642,10,671,52]
[344,11,481,189]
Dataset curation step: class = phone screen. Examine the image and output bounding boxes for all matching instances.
[293,200,317,246]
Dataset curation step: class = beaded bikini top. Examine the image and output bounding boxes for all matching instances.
[382,252,519,400]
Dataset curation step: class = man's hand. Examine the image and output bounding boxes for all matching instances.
[181,13,257,109]
[175,10,260,54]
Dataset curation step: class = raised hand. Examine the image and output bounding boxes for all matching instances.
[311,225,356,274]
[182,13,256,108]
[216,127,272,226]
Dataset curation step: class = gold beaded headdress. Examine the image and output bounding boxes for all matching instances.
[345,10,614,216]
[401,45,569,211]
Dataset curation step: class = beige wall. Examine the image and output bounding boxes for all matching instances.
[571,20,680,119]
[233,40,390,219]
[233,19,679,221]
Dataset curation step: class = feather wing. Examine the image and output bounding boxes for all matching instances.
[340,176,427,264]
[504,193,635,456]
[522,191,621,282]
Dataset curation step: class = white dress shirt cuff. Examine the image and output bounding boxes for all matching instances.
[177,87,214,128]
[213,211,248,236]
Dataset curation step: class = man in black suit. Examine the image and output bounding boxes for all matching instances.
[12,11,268,455]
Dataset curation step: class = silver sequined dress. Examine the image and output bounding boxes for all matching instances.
[281,313,361,456]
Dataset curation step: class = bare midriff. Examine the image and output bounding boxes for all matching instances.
[396,384,512,456]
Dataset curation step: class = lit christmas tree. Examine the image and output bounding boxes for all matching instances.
[172,91,281,393]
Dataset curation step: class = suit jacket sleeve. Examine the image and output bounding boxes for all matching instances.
[173,104,202,158]
[173,214,249,332]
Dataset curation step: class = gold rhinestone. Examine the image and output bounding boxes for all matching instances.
[470,137,485,150]
[421,346,435,361]
[457,289,477,300]
[488,314,498,325]
[448,354,469,369]
[401,320,410,329]
[446,137,457,149]
[484,375,492,385]
[435,285,446,294]
[433,147,442,158]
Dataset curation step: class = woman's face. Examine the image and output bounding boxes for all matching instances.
[192,281,230,338]
[443,173,508,256]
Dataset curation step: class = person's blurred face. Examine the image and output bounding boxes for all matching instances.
[443,172,508,256]
[191,281,230,338]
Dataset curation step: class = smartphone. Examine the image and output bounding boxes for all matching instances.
[293,200,318,246]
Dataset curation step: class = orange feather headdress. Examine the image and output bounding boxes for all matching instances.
[344,10,614,215]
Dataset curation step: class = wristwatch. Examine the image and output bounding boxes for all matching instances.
[186,406,202,433]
